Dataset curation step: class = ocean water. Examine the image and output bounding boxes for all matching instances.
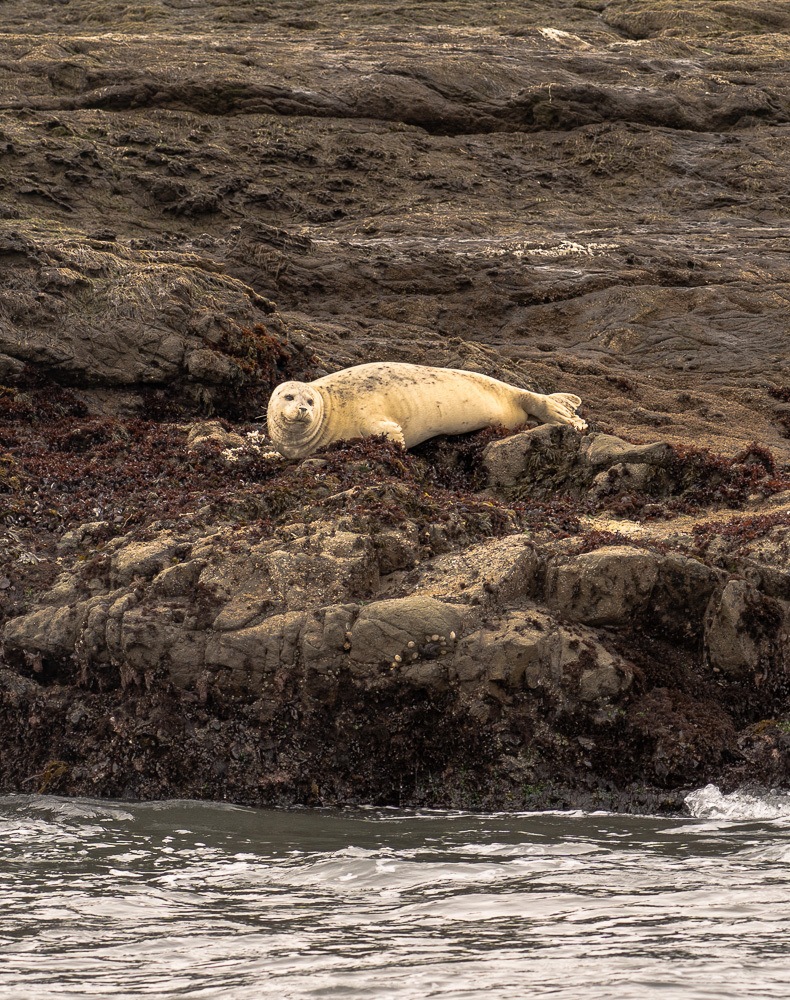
[0,785,788,999]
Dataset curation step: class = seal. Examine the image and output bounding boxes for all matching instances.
[267,361,586,459]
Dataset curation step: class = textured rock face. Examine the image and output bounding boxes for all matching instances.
[0,229,278,391]
[0,0,790,810]
[546,546,660,626]
[705,580,790,679]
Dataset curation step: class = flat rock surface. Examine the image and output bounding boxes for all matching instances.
[0,0,789,811]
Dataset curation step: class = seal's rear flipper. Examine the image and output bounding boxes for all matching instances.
[550,392,582,411]
[520,390,587,432]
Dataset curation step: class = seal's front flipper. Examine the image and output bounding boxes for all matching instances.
[364,418,407,448]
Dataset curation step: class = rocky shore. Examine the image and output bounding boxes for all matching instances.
[1,0,789,811]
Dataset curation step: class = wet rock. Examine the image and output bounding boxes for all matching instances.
[0,0,790,810]
[626,688,738,785]
[650,555,723,644]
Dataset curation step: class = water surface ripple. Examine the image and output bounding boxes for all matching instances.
[0,786,788,999]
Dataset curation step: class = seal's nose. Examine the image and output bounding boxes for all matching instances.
[298,405,309,418]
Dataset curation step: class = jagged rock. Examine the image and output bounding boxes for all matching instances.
[546,545,661,626]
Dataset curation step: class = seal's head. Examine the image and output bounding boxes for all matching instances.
[267,380,326,459]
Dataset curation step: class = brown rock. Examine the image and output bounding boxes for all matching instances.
[205,611,306,690]
[350,596,467,668]
[452,610,633,704]
[546,546,660,627]
[111,535,186,585]
[705,580,788,678]
[580,433,673,470]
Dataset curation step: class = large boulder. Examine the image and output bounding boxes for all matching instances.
[482,423,581,491]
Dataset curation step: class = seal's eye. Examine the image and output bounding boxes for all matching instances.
[306,398,314,406]
[284,394,294,401]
